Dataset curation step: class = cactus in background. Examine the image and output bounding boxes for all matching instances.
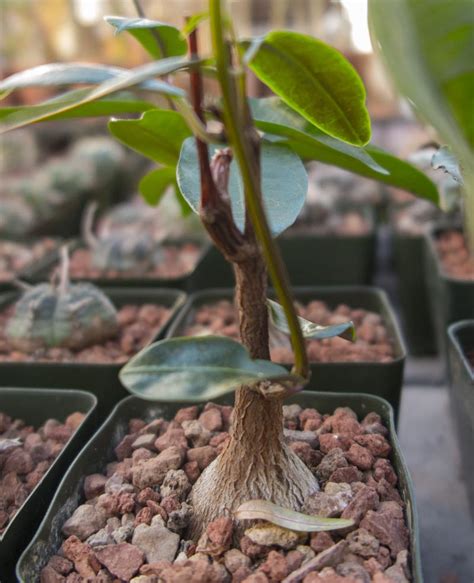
[6,247,118,352]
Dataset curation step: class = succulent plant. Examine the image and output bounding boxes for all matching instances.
[6,247,118,352]
[0,129,38,174]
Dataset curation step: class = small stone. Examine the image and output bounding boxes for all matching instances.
[183,460,200,483]
[199,408,223,432]
[155,428,188,453]
[283,404,303,429]
[354,434,391,458]
[48,556,73,576]
[197,516,233,556]
[360,502,409,558]
[316,448,348,481]
[347,528,380,558]
[167,501,193,533]
[373,459,397,486]
[296,545,315,564]
[290,441,323,468]
[336,561,371,583]
[4,448,34,475]
[328,466,363,484]
[132,447,183,489]
[182,420,212,447]
[65,412,85,430]
[245,523,304,550]
[62,504,108,540]
[114,434,136,461]
[86,527,114,547]
[186,445,217,470]
[84,474,107,500]
[61,536,100,579]
[284,429,318,448]
[346,444,374,471]
[319,433,352,453]
[240,535,270,560]
[95,542,144,580]
[132,522,180,562]
[174,406,199,424]
[224,549,251,573]
[40,566,65,582]
[310,532,334,554]
[259,550,290,581]
[132,434,157,451]
[161,469,191,501]
[303,483,353,518]
[341,486,379,527]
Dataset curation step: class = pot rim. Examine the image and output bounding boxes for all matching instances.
[447,319,474,381]
[425,224,474,286]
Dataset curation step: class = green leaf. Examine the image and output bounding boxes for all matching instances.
[0,57,195,133]
[245,31,371,146]
[108,109,192,166]
[0,90,154,122]
[234,500,354,532]
[432,146,464,184]
[369,0,474,167]
[119,336,295,402]
[267,299,356,342]
[105,16,187,59]
[182,12,209,36]
[177,138,308,236]
[139,167,176,206]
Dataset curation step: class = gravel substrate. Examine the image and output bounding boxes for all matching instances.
[184,300,395,364]
[39,403,411,582]
[286,212,372,237]
[0,238,57,283]
[0,304,170,363]
[66,243,202,280]
[0,411,85,533]
[435,231,474,280]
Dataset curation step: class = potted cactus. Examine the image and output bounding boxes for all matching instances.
[0,0,440,579]
[369,0,474,356]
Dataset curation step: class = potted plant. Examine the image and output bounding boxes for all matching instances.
[369,0,474,355]
[0,387,97,580]
[0,248,186,419]
[0,0,437,579]
[447,319,474,518]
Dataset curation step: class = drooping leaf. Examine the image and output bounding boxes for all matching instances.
[245,31,371,146]
[369,0,474,167]
[0,90,154,122]
[105,16,187,59]
[108,109,192,166]
[267,299,356,342]
[234,500,354,532]
[139,167,176,206]
[182,12,209,36]
[0,57,196,133]
[250,97,439,204]
[432,146,464,184]
[177,138,308,236]
[119,336,296,401]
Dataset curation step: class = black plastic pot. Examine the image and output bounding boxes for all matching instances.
[447,320,474,520]
[24,239,212,292]
[0,288,186,420]
[17,391,422,583]
[424,227,474,354]
[167,286,407,416]
[0,387,97,581]
[393,232,437,355]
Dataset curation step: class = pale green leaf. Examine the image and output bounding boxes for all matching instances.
[139,167,176,206]
[432,145,464,184]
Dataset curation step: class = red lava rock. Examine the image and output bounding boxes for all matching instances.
[258,550,290,581]
[4,448,34,474]
[341,485,379,527]
[310,532,334,553]
[136,487,161,506]
[361,413,388,437]
[316,448,349,481]
[134,506,154,526]
[290,441,323,468]
[65,413,85,431]
[40,565,66,582]
[436,231,474,280]
[199,408,223,432]
[132,446,184,489]
[48,556,73,576]
[161,495,180,515]
[373,459,398,486]
[360,502,409,558]
[95,542,144,580]
[186,445,218,470]
[61,536,100,579]
[319,433,352,453]
[155,428,188,453]
[328,466,363,484]
[240,535,270,560]
[242,572,269,583]
[114,434,136,461]
[354,434,391,458]
[345,444,374,471]
[183,460,201,483]
[84,474,107,500]
[175,406,199,424]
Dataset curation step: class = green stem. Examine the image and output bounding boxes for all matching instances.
[209,0,309,379]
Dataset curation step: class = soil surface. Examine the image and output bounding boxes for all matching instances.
[0,410,85,533]
[287,211,372,238]
[0,304,170,363]
[39,403,411,582]
[66,243,202,280]
[0,238,57,283]
[184,300,395,363]
[435,231,474,280]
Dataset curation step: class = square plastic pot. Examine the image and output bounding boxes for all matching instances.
[447,320,474,520]
[24,239,212,292]
[0,287,186,420]
[167,286,407,417]
[0,387,97,581]
[424,227,474,356]
[393,232,437,356]
[16,391,422,583]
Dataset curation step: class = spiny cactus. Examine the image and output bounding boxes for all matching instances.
[6,247,118,352]
[82,203,160,273]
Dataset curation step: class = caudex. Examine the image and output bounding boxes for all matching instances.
[0,0,439,537]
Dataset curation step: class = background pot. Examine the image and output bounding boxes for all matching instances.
[0,287,186,420]
[24,239,211,292]
[447,320,474,520]
[424,227,474,355]
[393,232,436,355]
[0,387,97,582]
[17,391,422,583]
[167,286,407,417]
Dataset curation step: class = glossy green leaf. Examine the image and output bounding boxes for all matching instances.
[250,97,439,204]
[0,57,195,133]
[245,31,371,146]
[432,146,464,184]
[182,11,209,36]
[177,138,308,236]
[234,500,354,532]
[119,336,294,402]
[267,299,356,342]
[0,90,154,122]
[369,0,474,167]
[108,109,192,166]
[139,167,176,206]
[105,16,187,59]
